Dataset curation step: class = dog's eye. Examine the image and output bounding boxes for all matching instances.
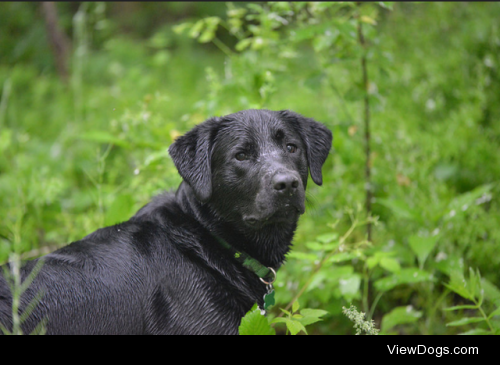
[235,152,248,161]
[286,144,297,153]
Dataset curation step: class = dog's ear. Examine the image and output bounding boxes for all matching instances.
[279,110,333,186]
[168,117,220,203]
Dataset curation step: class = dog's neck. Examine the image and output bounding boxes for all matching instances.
[175,181,296,269]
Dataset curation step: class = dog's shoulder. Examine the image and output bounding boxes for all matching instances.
[133,190,209,234]
[35,192,187,273]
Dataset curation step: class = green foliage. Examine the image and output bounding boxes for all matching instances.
[381,306,422,334]
[272,300,328,336]
[239,300,328,336]
[0,254,46,335]
[1,2,500,335]
[444,268,500,335]
[238,304,276,336]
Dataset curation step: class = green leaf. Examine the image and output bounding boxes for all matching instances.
[433,254,463,276]
[481,278,500,306]
[300,308,329,318]
[381,306,422,333]
[280,308,292,317]
[172,22,192,35]
[297,308,329,326]
[366,251,397,270]
[444,183,494,221]
[366,256,380,270]
[286,318,307,336]
[408,234,439,269]
[374,268,433,292]
[360,15,377,25]
[458,329,492,335]
[198,17,220,43]
[306,240,339,252]
[312,29,340,52]
[488,307,500,319]
[316,232,339,244]
[444,283,472,301]
[188,20,205,39]
[235,38,252,52]
[286,251,317,261]
[339,274,361,299]
[239,305,275,335]
[305,242,324,251]
[379,257,401,273]
[296,316,323,327]
[271,317,287,324]
[446,317,486,327]
[227,8,247,19]
[444,270,473,300]
[105,194,135,226]
[327,252,359,263]
[444,305,478,311]
[292,300,300,314]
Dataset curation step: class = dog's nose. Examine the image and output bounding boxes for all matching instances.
[272,173,299,194]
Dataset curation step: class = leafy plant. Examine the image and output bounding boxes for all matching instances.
[238,301,328,336]
[0,253,46,335]
[342,304,379,335]
[238,304,276,336]
[239,205,373,335]
[444,268,500,335]
[272,300,328,336]
[2,1,500,335]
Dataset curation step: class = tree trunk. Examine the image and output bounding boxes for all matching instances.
[41,2,71,83]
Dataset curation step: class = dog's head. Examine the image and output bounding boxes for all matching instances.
[168,109,332,230]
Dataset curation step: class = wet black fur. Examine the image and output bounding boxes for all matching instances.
[0,109,332,335]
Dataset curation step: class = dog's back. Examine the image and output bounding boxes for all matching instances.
[0,192,252,335]
[0,221,158,334]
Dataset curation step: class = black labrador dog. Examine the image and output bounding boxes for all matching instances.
[0,109,332,335]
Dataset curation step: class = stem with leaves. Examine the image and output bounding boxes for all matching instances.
[279,206,375,316]
[0,254,46,335]
[356,3,373,243]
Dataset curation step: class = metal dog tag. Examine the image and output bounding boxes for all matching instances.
[263,285,275,311]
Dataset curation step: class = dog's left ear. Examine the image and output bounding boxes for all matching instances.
[168,117,220,203]
[279,110,333,186]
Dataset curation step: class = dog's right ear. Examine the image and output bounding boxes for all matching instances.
[168,117,220,203]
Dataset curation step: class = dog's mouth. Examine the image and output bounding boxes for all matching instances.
[243,205,303,228]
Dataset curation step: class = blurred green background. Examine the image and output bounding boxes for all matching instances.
[1,2,499,335]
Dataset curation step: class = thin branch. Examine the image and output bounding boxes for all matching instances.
[277,214,369,317]
[356,5,373,243]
